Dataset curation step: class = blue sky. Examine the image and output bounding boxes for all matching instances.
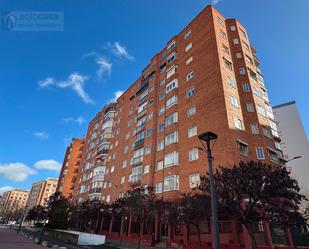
[0,0,308,193]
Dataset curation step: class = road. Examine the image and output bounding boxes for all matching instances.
[0,226,43,249]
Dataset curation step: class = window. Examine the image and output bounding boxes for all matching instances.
[138,101,148,113]
[263,127,272,138]
[160,79,166,87]
[167,40,176,51]
[185,43,192,52]
[144,165,150,174]
[251,123,259,134]
[246,102,255,112]
[242,41,249,50]
[268,149,278,162]
[106,195,111,203]
[122,160,127,168]
[188,148,199,161]
[186,56,193,65]
[166,95,178,109]
[121,176,125,184]
[167,52,176,64]
[256,147,265,160]
[187,106,196,117]
[189,174,200,188]
[234,117,244,130]
[239,68,246,75]
[257,105,267,117]
[186,71,194,81]
[159,106,165,116]
[242,83,250,92]
[166,65,178,79]
[111,165,115,173]
[219,30,227,39]
[231,96,239,108]
[188,126,197,138]
[164,175,179,191]
[159,93,165,100]
[227,76,236,88]
[222,44,229,54]
[166,112,178,126]
[233,38,239,44]
[218,17,224,26]
[157,161,164,171]
[124,145,129,154]
[157,140,164,151]
[236,52,242,58]
[158,123,165,132]
[145,145,151,154]
[224,58,233,70]
[245,55,253,65]
[239,28,246,37]
[146,128,152,137]
[164,151,179,167]
[230,25,236,31]
[166,79,178,93]
[186,87,195,98]
[156,182,163,193]
[165,131,178,146]
[184,29,192,39]
[269,120,279,137]
[237,140,248,156]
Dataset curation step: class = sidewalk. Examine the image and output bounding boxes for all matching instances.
[0,226,42,249]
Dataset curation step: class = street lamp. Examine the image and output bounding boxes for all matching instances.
[287,156,301,163]
[198,131,221,249]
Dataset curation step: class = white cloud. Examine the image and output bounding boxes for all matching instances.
[33,159,61,171]
[0,163,36,182]
[106,41,134,61]
[33,131,49,140]
[110,90,124,102]
[38,72,94,104]
[38,77,55,88]
[63,116,86,125]
[212,0,222,5]
[0,186,14,195]
[96,56,112,79]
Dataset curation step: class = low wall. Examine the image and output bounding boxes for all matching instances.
[56,230,106,245]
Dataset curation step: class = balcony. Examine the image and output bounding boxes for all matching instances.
[89,188,102,194]
[253,54,260,66]
[130,156,143,166]
[134,139,144,149]
[98,138,110,145]
[96,149,109,157]
[130,174,142,186]
[135,123,146,134]
[136,109,147,120]
[92,173,104,182]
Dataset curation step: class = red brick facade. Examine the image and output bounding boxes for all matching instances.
[57,138,84,201]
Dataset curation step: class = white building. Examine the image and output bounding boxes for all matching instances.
[273,101,309,193]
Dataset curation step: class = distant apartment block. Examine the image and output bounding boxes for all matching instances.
[26,178,58,210]
[0,189,29,216]
[56,138,84,200]
[273,101,309,193]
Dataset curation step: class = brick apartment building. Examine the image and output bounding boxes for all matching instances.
[56,138,84,200]
[26,178,58,210]
[0,189,29,218]
[58,5,290,249]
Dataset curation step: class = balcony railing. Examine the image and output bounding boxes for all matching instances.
[136,109,147,120]
[134,139,144,149]
[97,149,109,157]
[130,156,143,166]
[89,188,102,194]
[130,174,142,186]
[135,123,146,134]
[92,173,104,182]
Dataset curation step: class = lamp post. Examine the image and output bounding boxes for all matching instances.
[287,156,301,163]
[198,131,221,249]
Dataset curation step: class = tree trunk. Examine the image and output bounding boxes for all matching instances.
[196,225,203,249]
[137,219,144,249]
